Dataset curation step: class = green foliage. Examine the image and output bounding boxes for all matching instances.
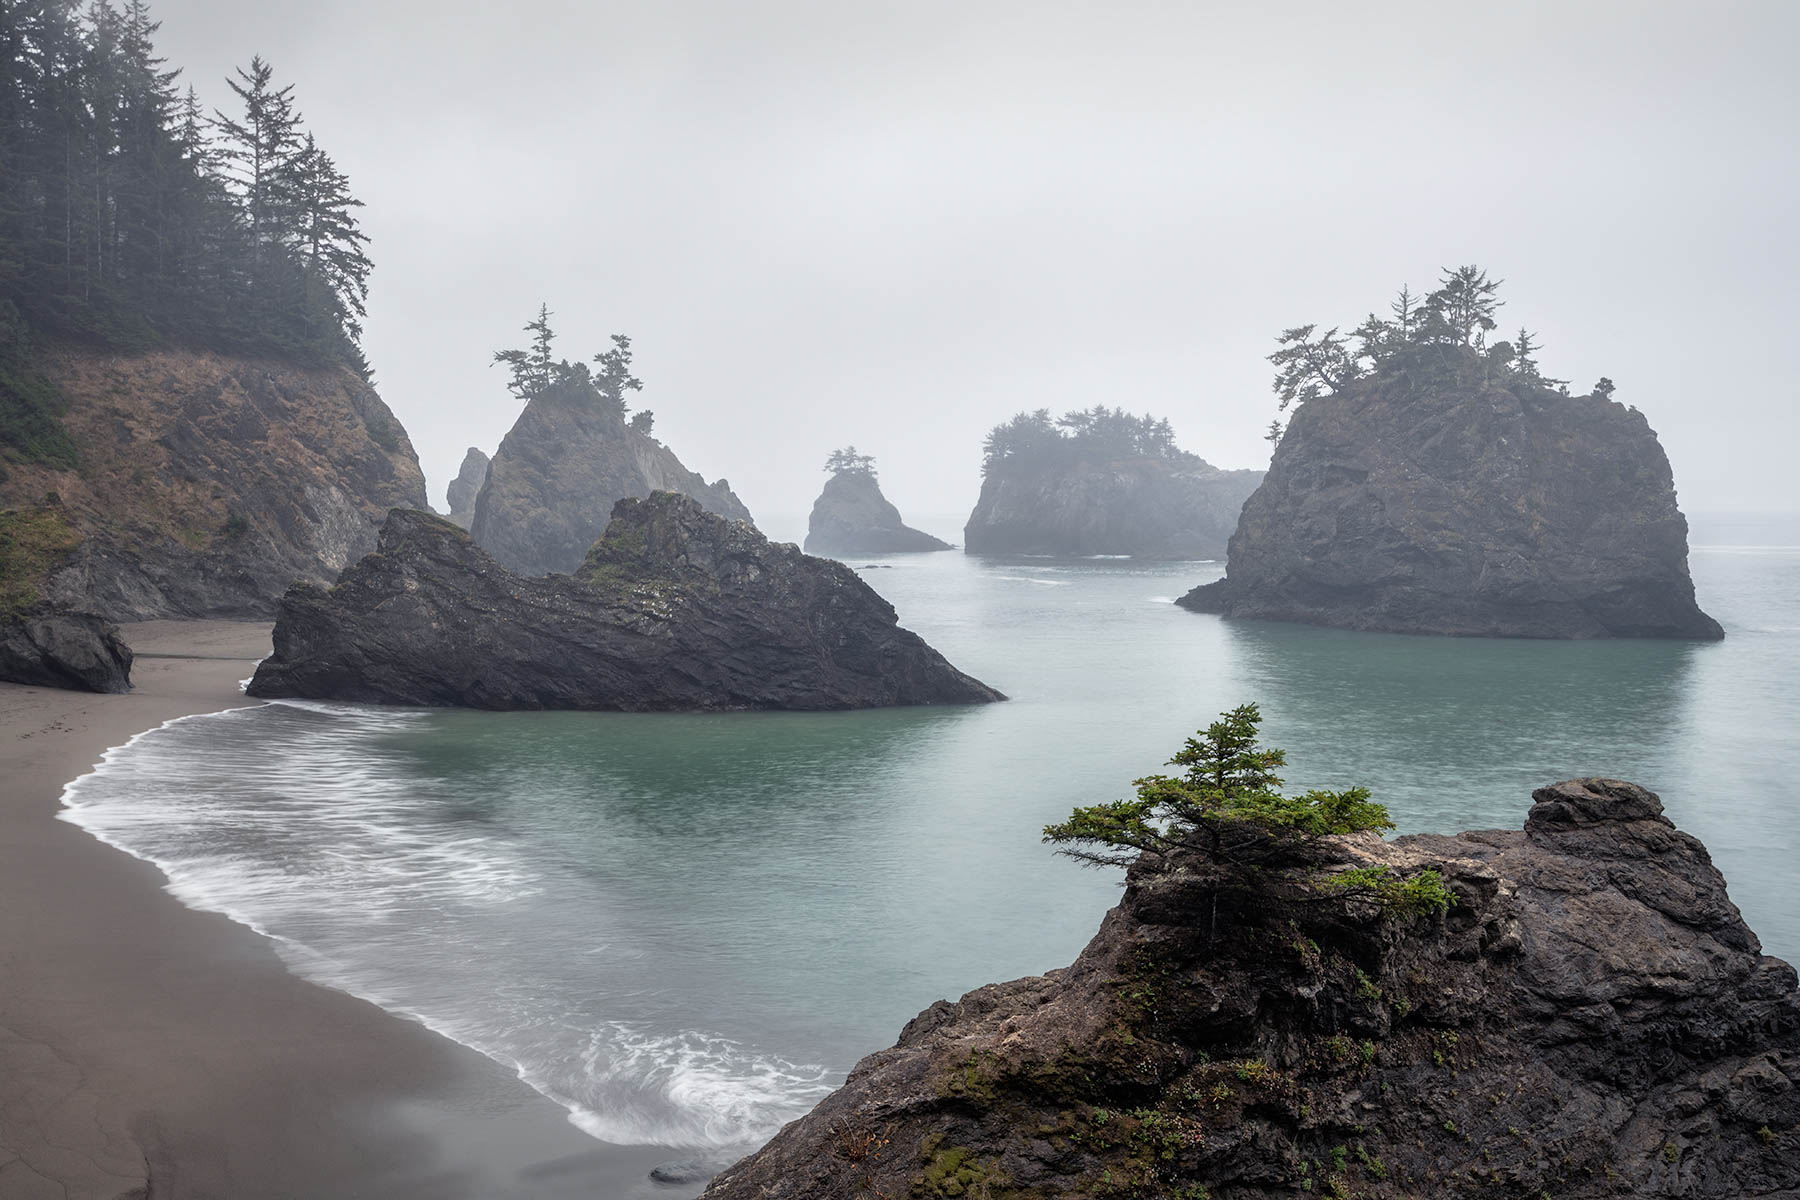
[1322,866,1455,917]
[629,408,655,436]
[0,501,82,618]
[493,305,642,414]
[0,303,78,468]
[824,445,877,478]
[982,405,1193,476]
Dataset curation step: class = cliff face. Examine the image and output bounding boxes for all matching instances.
[470,381,753,576]
[704,779,1799,1200]
[1179,378,1722,639]
[0,348,427,619]
[805,471,951,555]
[249,492,1003,711]
[965,459,1263,559]
[444,446,488,528]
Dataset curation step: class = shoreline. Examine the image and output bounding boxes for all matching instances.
[0,620,695,1199]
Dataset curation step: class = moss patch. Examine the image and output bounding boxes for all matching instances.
[0,501,82,618]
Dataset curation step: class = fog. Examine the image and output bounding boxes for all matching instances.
[146,1,1799,525]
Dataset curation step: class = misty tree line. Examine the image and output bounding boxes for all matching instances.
[492,304,655,434]
[0,0,372,369]
[982,405,1196,476]
[1267,265,1615,420]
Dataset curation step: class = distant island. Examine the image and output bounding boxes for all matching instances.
[965,406,1262,558]
[469,306,753,575]
[805,447,951,555]
[1180,267,1723,640]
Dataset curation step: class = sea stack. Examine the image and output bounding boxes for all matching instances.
[1180,270,1722,639]
[444,446,488,528]
[702,779,1800,1200]
[471,375,753,576]
[965,407,1261,558]
[805,450,950,555]
[250,491,1002,711]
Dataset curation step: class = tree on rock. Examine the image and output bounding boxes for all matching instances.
[825,446,877,478]
[1044,703,1452,918]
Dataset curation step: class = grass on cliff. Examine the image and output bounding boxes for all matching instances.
[0,301,79,474]
[0,502,81,619]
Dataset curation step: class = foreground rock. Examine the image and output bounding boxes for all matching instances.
[0,348,428,619]
[704,779,1798,1199]
[444,446,488,528]
[1180,375,1722,638]
[0,605,132,692]
[471,376,752,575]
[805,471,950,555]
[249,492,1002,710]
[966,455,1262,558]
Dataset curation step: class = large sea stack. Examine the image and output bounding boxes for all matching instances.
[0,349,428,619]
[250,491,1002,710]
[806,469,951,555]
[444,446,488,528]
[703,779,1800,1199]
[965,407,1261,558]
[1180,270,1721,639]
[471,376,753,576]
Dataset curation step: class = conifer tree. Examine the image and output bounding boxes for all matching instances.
[213,55,300,264]
[592,333,641,416]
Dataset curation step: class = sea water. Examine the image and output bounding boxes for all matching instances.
[59,513,1800,1154]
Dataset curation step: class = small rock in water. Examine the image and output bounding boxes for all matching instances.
[649,1158,716,1184]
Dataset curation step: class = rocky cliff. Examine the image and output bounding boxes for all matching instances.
[704,779,1799,1199]
[0,348,427,619]
[249,491,1002,710]
[965,459,1263,559]
[806,471,951,555]
[470,379,752,576]
[1179,377,1722,639]
[444,446,488,528]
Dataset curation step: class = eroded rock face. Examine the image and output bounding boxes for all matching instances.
[1179,378,1723,639]
[470,380,753,576]
[805,472,950,555]
[249,492,1002,711]
[0,349,429,620]
[703,779,1799,1200]
[444,446,488,529]
[0,606,132,692]
[964,459,1263,559]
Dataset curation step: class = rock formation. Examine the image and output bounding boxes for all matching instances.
[249,492,1002,711]
[1179,377,1722,639]
[0,605,131,692]
[965,458,1262,558]
[806,471,951,555]
[444,446,488,528]
[703,779,1799,1199]
[470,377,753,576]
[0,349,428,619]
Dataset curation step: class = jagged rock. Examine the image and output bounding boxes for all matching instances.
[444,446,488,529]
[703,779,1799,1200]
[805,472,950,555]
[649,1158,722,1184]
[470,378,753,576]
[0,348,428,619]
[248,492,1002,711]
[0,605,132,692]
[1179,376,1723,638]
[965,458,1262,558]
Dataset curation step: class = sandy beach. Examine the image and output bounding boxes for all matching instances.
[0,621,697,1199]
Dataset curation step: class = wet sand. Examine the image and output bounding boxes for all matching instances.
[0,621,701,1199]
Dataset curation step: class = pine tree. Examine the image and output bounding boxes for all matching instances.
[213,55,300,265]
[592,333,641,416]
[287,134,370,340]
[493,303,559,401]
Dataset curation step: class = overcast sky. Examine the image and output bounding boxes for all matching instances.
[147,0,1798,527]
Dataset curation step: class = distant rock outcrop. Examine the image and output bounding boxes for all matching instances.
[0,604,132,692]
[703,779,1800,1200]
[1179,375,1723,639]
[249,492,1002,711]
[444,447,488,529]
[805,471,950,555]
[470,379,752,576]
[965,458,1263,558]
[0,349,428,619]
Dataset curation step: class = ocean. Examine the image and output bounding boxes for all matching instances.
[59,511,1800,1157]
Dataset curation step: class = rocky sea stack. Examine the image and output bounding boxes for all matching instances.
[703,779,1799,1199]
[249,491,1002,710]
[0,604,132,692]
[806,459,951,555]
[966,407,1261,558]
[444,446,488,528]
[471,374,753,576]
[1180,269,1721,639]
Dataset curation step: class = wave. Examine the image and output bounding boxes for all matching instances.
[58,701,834,1150]
[988,575,1072,587]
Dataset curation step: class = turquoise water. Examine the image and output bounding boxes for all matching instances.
[60,528,1800,1153]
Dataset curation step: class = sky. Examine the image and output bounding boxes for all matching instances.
[145,0,1799,524]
